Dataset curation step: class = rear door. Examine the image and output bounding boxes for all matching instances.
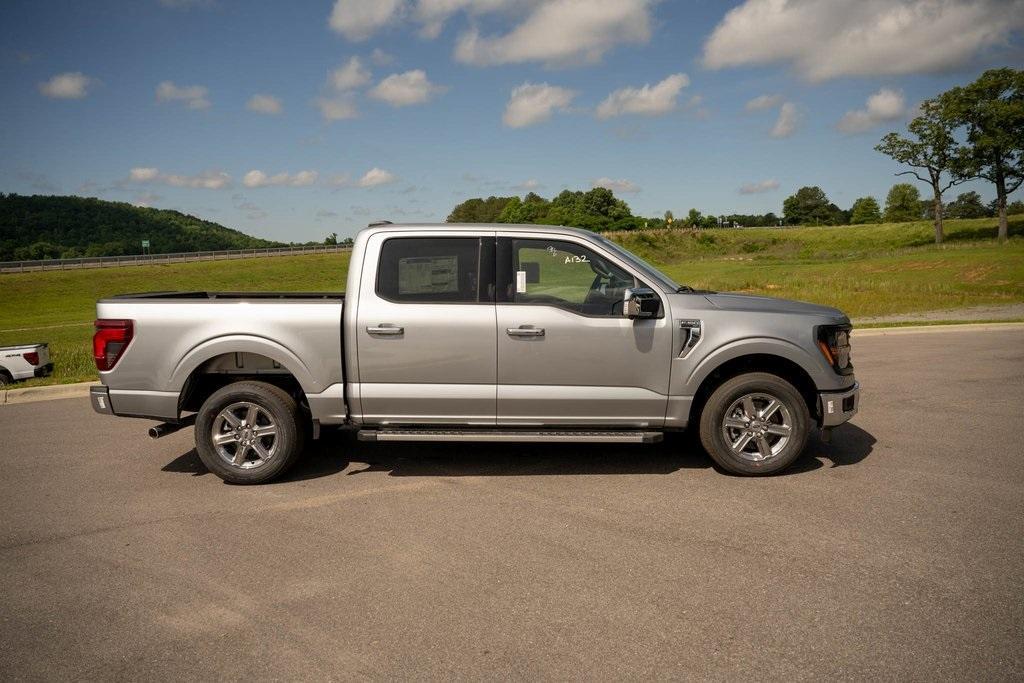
[495,233,674,427]
[355,232,497,425]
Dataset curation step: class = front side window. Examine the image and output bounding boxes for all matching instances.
[376,237,482,303]
[510,239,639,316]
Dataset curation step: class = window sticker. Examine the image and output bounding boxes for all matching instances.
[398,255,459,294]
[516,270,527,293]
[563,254,589,264]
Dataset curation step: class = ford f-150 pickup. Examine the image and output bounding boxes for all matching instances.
[90,222,859,483]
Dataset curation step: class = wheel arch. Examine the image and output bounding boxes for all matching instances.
[173,337,314,414]
[688,352,820,428]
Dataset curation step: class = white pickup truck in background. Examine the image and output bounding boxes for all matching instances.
[0,343,53,385]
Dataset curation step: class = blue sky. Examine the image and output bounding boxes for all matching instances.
[2,0,1022,241]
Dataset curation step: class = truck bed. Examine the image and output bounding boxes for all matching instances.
[103,291,344,301]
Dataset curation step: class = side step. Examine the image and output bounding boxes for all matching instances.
[357,429,663,444]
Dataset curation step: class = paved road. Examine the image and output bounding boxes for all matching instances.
[1,328,1022,680]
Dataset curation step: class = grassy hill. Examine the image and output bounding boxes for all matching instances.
[0,194,280,260]
[1,215,1021,387]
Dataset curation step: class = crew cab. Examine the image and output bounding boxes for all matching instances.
[90,223,859,483]
[1,343,53,385]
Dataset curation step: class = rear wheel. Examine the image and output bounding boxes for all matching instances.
[195,381,305,484]
[0,371,10,387]
[698,372,810,475]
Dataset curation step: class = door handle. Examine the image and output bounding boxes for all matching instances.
[366,325,404,336]
[506,326,545,337]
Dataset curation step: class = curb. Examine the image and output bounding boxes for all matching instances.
[854,322,1024,336]
[1,381,98,406]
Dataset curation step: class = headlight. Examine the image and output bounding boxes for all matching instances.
[817,325,853,375]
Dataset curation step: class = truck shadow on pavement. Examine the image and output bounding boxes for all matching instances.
[161,423,875,482]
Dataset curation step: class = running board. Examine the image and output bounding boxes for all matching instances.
[357,429,663,444]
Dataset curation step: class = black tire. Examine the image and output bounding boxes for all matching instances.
[195,381,306,484]
[0,371,10,387]
[698,372,811,475]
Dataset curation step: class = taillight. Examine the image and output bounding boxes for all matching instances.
[93,319,134,371]
[23,351,39,365]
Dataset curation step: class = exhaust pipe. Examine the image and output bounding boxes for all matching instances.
[148,415,195,439]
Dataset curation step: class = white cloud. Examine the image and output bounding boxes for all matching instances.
[246,94,282,115]
[770,102,800,138]
[703,0,1024,82]
[595,73,689,119]
[414,0,530,38]
[129,167,160,182]
[129,167,230,189]
[357,168,397,187]
[503,82,577,128]
[592,177,640,193]
[315,95,359,121]
[745,94,782,112]
[242,170,319,188]
[370,48,395,65]
[739,179,780,194]
[837,88,907,134]
[455,0,653,66]
[331,56,372,90]
[156,81,210,109]
[38,72,93,99]
[515,179,542,191]
[328,0,404,41]
[369,70,446,107]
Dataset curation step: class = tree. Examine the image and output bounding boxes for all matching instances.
[324,232,338,245]
[945,191,990,219]
[446,196,516,223]
[849,196,882,224]
[685,208,702,227]
[876,99,967,243]
[884,183,922,222]
[782,186,838,225]
[939,68,1024,242]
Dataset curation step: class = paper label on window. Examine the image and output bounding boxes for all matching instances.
[516,270,526,293]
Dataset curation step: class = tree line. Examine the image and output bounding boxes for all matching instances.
[448,68,1022,237]
[0,194,288,261]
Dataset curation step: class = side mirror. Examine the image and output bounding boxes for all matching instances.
[623,287,660,319]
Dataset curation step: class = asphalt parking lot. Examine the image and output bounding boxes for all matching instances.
[1,327,1022,680]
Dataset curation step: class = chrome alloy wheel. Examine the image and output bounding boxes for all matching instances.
[721,392,793,462]
[211,401,279,469]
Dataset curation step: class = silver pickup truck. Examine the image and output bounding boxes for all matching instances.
[90,222,858,483]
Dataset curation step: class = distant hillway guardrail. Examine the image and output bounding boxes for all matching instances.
[0,243,352,274]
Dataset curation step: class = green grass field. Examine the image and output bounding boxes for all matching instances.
[1,216,1022,387]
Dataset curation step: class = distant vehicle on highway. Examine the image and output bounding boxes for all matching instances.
[0,343,53,385]
[90,222,859,484]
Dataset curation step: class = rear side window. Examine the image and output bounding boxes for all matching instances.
[376,237,483,303]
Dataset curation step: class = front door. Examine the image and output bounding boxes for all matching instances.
[495,234,673,427]
[355,233,496,425]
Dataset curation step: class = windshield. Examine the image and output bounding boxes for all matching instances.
[595,235,683,293]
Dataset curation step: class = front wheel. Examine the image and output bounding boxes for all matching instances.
[698,372,811,475]
[195,381,306,484]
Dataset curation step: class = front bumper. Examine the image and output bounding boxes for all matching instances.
[819,382,859,427]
